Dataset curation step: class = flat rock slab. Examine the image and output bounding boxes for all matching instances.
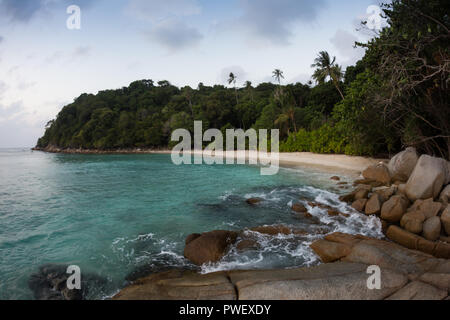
[386,281,447,300]
[113,270,237,300]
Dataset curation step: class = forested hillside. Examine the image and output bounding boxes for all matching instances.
[36,0,449,159]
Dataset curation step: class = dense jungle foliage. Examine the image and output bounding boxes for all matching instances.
[37,0,450,159]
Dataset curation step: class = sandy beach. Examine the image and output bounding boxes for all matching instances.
[34,146,386,174]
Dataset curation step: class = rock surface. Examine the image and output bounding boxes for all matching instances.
[405,155,447,201]
[115,233,450,300]
[380,195,409,222]
[362,163,391,185]
[387,147,419,182]
[400,211,426,234]
[442,205,450,236]
[365,193,381,215]
[184,230,238,266]
[422,217,442,241]
[440,185,450,204]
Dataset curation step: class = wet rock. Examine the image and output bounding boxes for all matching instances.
[186,233,201,245]
[362,163,391,185]
[405,155,447,201]
[400,211,426,234]
[352,199,367,212]
[246,198,263,205]
[422,217,441,241]
[328,209,350,218]
[387,147,419,183]
[249,225,306,236]
[28,264,106,300]
[380,195,409,222]
[330,176,341,181]
[184,230,238,265]
[310,240,352,263]
[291,203,307,213]
[354,188,370,200]
[365,193,381,216]
[236,240,259,252]
[339,193,355,203]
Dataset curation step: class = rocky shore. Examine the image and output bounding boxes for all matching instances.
[114,233,449,300]
[113,148,450,300]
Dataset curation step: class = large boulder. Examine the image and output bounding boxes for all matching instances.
[386,225,450,259]
[365,193,381,216]
[362,163,391,185]
[422,217,441,241]
[441,205,450,236]
[405,155,448,201]
[380,195,409,222]
[407,198,442,219]
[439,185,450,204]
[400,211,426,234]
[352,199,367,212]
[184,230,238,265]
[373,186,397,202]
[387,147,419,182]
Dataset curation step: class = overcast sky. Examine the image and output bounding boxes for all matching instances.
[0,0,386,148]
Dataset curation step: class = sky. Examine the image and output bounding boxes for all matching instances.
[0,0,386,148]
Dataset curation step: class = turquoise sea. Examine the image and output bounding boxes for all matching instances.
[0,149,382,299]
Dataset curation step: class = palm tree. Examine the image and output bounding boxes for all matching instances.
[311,51,345,100]
[228,72,238,104]
[272,69,284,85]
[244,81,254,102]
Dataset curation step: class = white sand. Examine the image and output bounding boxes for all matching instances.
[151,150,386,174]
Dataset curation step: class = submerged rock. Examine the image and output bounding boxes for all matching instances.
[291,203,307,213]
[28,264,107,300]
[246,198,263,205]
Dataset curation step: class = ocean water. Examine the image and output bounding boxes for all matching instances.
[0,148,383,300]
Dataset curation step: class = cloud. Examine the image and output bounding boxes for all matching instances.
[0,0,44,22]
[147,19,203,52]
[330,29,365,66]
[236,0,326,45]
[218,66,247,86]
[0,101,25,120]
[0,0,95,23]
[127,0,201,22]
[72,46,91,58]
[0,36,4,43]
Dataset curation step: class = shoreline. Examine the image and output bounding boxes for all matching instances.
[32,146,386,174]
